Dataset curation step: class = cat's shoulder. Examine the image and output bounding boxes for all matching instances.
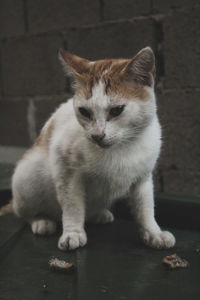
[34,98,79,150]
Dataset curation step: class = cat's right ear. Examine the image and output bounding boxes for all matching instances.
[58,49,90,88]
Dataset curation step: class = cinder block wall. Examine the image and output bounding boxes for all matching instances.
[0,0,199,197]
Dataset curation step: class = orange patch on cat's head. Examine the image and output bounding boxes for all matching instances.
[59,47,155,101]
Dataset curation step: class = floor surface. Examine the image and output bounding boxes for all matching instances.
[0,214,200,300]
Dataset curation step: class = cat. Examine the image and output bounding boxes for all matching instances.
[11,47,175,251]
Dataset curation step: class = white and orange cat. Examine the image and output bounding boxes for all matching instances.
[11,47,175,250]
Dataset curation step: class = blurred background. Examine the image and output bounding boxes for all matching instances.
[0,0,199,198]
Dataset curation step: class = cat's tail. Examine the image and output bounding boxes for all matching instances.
[0,201,13,216]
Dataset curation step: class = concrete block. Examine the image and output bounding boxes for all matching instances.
[156,89,200,196]
[1,35,66,96]
[0,0,25,38]
[68,20,156,60]
[152,0,199,13]
[0,100,30,146]
[104,0,151,20]
[27,0,100,33]
[0,146,26,190]
[163,168,200,197]
[163,8,200,88]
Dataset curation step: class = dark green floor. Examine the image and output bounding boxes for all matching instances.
[0,214,200,300]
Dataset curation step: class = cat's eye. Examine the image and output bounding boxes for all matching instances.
[109,105,125,118]
[79,107,92,119]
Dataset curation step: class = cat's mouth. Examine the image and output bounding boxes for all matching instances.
[90,139,113,149]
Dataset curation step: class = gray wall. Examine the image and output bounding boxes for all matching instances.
[0,0,199,197]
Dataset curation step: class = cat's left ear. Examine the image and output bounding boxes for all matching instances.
[125,47,156,87]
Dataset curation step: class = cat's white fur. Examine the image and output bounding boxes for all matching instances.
[12,48,175,250]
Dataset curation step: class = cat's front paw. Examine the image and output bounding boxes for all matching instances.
[142,230,176,249]
[58,230,87,251]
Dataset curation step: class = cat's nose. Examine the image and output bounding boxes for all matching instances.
[91,133,105,143]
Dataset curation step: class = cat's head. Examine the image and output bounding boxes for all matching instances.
[59,47,156,148]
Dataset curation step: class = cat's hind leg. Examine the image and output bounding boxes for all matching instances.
[31,218,57,235]
[12,149,61,229]
[89,209,114,224]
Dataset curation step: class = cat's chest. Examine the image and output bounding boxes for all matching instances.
[85,149,146,200]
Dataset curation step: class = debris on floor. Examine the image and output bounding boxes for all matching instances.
[162,254,189,269]
[49,257,75,273]
[42,283,48,293]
